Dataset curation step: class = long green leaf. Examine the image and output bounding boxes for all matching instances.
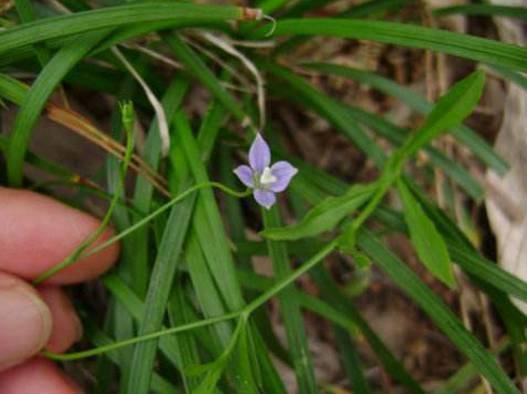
[176,111,275,392]
[0,73,27,104]
[13,0,51,65]
[238,268,426,394]
[130,77,189,298]
[263,208,318,393]
[176,111,245,310]
[7,31,106,186]
[333,326,372,394]
[164,34,246,123]
[87,322,181,394]
[102,273,186,368]
[0,3,248,55]
[168,281,202,392]
[305,63,508,174]
[343,105,484,199]
[264,61,386,166]
[186,233,232,348]
[127,192,196,393]
[254,19,527,72]
[434,4,527,21]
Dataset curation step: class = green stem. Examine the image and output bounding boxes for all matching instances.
[33,122,135,284]
[85,182,250,258]
[244,240,337,315]
[340,154,403,248]
[43,311,241,361]
[351,176,392,231]
[34,182,251,283]
[42,238,335,361]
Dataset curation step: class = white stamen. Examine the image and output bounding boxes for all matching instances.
[260,167,277,185]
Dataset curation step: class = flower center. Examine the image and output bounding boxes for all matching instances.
[259,166,277,186]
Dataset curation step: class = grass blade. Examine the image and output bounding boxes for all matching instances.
[164,34,246,123]
[264,61,386,166]
[87,322,180,394]
[0,3,252,55]
[127,193,196,393]
[239,267,426,393]
[7,31,107,186]
[103,273,198,368]
[358,230,519,394]
[253,19,527,72]
[343,105,484,199]
[130,76,190,297]
[263,207,318,393]
[305,63,508,174]
[168,281,203,392]
[434,4,527,21]
[176,111,245,310]
[333,325,372,393]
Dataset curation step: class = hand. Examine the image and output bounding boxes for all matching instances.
[0,187,120,393]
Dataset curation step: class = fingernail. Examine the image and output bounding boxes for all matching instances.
[0,280,52,370]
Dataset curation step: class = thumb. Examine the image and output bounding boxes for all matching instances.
[0,272,52,371]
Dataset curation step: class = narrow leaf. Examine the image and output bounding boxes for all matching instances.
[304,63,507,174]
[253,19,527,72]
[261,183,376,240]
[263,207,318,393]
[434,4,527,21]
[397,179,455,287]
[7,31,106,186]
[403,70,486,156]
[0,3,247,55]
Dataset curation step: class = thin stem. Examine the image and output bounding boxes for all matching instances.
[86,182,251,258]
[43,311,241,361]
[36,182,250,282]
[351,176,392,232]
[342,154,403,243]
[245,241,337,314]
[33,122,135,284]
[42,241,335,362]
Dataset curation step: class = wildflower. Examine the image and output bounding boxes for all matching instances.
[234,133,298,209]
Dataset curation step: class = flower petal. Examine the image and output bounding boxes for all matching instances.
[249,133,270,173]
[254,189,276,209]
[233,165,254,188]
[268,161,298,192]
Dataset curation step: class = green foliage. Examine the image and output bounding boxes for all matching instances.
[397,179,454,287]
[2,0,526,392]
[399,70,486,158]
[261,183,376,240]
[255,19,527,72]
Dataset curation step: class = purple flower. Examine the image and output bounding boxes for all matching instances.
[234,134,298,209]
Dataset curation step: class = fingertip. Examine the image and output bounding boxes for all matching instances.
[42,226,120,285]
[0,357,81,394]
[0,188,120,284]
[38,286,82,353]
[0,272,52,372]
